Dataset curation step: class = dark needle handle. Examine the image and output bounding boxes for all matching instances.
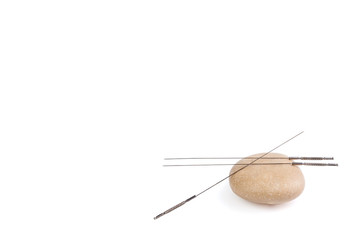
[154,195,197,220]
[292,162,338,166]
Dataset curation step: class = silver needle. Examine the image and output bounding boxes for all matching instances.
[164,157,334,160]
[163,162,338,167]
[153,131,304,220]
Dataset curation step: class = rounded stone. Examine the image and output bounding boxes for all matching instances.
[229,153,305,204]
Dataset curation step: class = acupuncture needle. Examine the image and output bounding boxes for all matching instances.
[165,157,334,160]
[163,162,338,167]
[153,131,304,220]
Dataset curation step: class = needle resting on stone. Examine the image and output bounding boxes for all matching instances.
[154,131,302,219]
[163,162,338,167]
[153,131,338,220]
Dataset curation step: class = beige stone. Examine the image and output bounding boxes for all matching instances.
[229,153,305,204]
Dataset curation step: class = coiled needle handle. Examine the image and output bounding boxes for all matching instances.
[153,195,197,220]
[292,162,338,166]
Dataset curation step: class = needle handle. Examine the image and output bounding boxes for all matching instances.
[154,195,197,220]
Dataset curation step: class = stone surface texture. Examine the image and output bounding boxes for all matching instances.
[229,153,305,204]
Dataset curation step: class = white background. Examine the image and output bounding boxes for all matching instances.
[0,1,359,239]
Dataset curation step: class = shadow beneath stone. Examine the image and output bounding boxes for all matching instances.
[219,184,294,213]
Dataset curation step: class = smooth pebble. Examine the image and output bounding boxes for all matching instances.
[229,153,305,204]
